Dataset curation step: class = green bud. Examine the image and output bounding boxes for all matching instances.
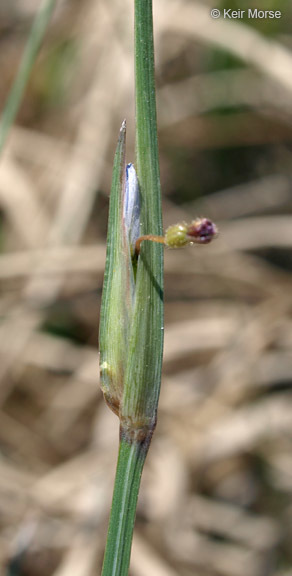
[165,222,188,248]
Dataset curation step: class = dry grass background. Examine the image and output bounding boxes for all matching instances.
[0,0,292,575]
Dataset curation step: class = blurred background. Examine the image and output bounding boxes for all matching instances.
[0,0,292,574]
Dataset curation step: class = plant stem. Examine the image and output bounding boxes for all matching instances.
[101,438,147,576]
[101,0,163,574]
[135,234,165,255]
[0,0,57,157]
[121,0,164,437]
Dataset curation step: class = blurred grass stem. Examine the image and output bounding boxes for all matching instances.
[0,0,57,157]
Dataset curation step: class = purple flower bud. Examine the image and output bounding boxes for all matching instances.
[186,218,217,244]
[124,163,141,255]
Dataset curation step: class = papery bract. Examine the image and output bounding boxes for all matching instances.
[124,163,141,257]
[99,124,141,417]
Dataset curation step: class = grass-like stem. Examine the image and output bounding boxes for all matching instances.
[101,0,163,574]
[0,0,57,157]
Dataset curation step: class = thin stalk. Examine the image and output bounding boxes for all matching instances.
[101,439,147,576]
[121,0,164,435]
[101,0,163,574]
[0,0,57,157]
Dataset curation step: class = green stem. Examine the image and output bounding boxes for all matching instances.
[101,0,163,573]
[135,0,162,239]
[101,438,147,576]
[0,0,57,157]
[121,0,164,434]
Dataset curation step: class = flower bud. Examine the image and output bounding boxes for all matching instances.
[164,218,217,248]
[165,222,189,248]
[186,218,217,244]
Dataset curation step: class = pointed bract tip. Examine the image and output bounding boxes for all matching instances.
[121,119,126,132]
